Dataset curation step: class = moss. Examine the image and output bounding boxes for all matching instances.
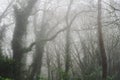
[0,76,13,80]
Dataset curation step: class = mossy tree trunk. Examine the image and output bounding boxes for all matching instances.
[12,0,37,80]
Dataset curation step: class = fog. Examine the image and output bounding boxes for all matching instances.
[0,0,120,80]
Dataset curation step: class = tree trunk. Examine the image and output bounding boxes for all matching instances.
[97,0,107,80]
[64,0,73,80]
[12,0,37,80]
[28,7,47,79]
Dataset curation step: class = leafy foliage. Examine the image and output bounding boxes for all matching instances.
[0,55,14,79]
[0,76,13,80]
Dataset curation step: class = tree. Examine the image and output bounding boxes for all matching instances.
[64,0,73,80]
[97,0,107,80]
[12,0,38,80]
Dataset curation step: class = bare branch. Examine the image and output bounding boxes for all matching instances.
[23,42,35,53]
[43,27,67,41]
[0,0,14,23]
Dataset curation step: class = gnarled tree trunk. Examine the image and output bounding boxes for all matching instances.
[12,0,37,80]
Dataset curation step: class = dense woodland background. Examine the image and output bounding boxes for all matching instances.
[0,0,120,80]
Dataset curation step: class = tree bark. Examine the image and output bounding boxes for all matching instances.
[28,4,47,79]
[64,0,73,80]
[12,0,37,80]
[97,0,107,80]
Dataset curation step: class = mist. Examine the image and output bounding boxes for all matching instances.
[0,0,120,80]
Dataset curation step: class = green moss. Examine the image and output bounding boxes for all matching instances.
[0,76,13,80]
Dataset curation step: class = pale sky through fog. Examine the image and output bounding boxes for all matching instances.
[0,0,116,11]
[0,0,120,79]
[0,0,118,57]
[0,0,9,12]
[0,0,116,13]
